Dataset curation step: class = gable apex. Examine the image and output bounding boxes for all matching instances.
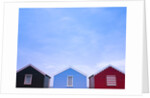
[54,66,87,76]
[91,65,124,77]
[17,64,50,78]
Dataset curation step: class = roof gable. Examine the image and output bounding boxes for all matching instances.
[91,65,124,77]
[17,64,51,78]
[54,67,86,76]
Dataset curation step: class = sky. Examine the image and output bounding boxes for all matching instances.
[17,7,126,87]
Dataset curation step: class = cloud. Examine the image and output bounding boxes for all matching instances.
[45,65,55,69]
[60,17,74,22]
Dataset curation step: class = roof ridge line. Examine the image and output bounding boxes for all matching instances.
[17,64,51,78]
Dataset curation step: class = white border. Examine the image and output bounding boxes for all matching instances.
[1,0,144,95]
[145,0,150,93]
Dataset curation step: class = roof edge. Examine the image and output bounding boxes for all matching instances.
[93,65,125,76]
[17,64,51,77]
[89,75,94,79]
[54,66,87,77]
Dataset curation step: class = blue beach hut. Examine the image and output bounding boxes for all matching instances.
[53,67,87,88]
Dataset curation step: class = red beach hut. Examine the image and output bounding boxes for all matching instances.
[89,66,125,89]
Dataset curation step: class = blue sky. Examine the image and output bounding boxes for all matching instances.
[17,7,126,86]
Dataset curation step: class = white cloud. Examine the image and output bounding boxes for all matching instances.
[45,65,55,69]
[61,17,74,21]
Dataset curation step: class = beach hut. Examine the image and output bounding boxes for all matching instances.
[53,67,87,88]
[16,64,51,88]
[89,66,125,89]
